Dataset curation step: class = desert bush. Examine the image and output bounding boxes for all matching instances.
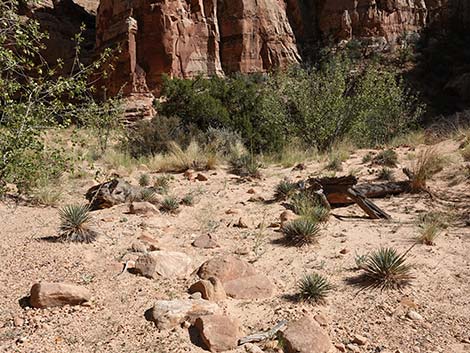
[282,218,321,246]
[160,196,180,213]
[229,154,262,178]
[373,149,398,167]
[362,152,375,163]
[326,155,343,171]
[274,180,297,201]
[298,273,333,304]
[359,247,414,290]
[0,2,119,195]
[290,191,330,222]
[59,204,97,243]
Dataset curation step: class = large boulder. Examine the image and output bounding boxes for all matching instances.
[135,251,192,279]
[197,256,273,299]
[194,315,241,352]
[30,282,91,308]
[85,178,142,210]
[279,314,333,353]
[150,299,221,330]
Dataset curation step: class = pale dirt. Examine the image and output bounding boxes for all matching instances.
[1,140,469,353]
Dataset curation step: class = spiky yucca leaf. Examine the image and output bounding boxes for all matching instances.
[274,180,297,201]
[160,196,180,213]
[59,204,96,243]
[282,218,321,246]
[298,273,333,303]
[361,247,413,290]
[139,188,158,203]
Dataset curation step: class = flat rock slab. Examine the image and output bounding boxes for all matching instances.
[135,251,192,279]
[197,256,273,299]
[279,314,332,353]
[194,315,240,352]
[150,299,220,330]
[224,274,273,299]
[30,282,91,309]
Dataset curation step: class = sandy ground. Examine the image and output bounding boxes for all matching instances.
[1,140,469,353]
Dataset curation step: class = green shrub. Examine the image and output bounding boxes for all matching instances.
[139,173,150,187]
[298,273,333,303]
[289,191,330,222]
[154,175,172,194]
[229,154,261,178]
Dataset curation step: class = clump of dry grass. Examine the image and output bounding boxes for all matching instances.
[147,141,218,173]
[377,167,395,181]
[416,221,441,245]
[407,147,447,192]
[373,149,398,167]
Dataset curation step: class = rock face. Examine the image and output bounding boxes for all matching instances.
[94,0,470,97]
[197,256,274,299]
[194,315,241,352]
[150,299,220,329]
[30,282,91,308]
[279,314,333,353]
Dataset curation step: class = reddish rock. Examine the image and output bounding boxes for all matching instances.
[138,233,160,251]
[192,234,219,249]
[30,282,91,309]
[194,315,240,352]
[279,314,332,353]
[197,256,273,299]
[196,173,208,182]
[189,277,227,301]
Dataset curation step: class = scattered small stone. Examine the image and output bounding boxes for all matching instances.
[335,343,346,352]
[247,188,256,194]
[407,310,424,321]
[352,334,368,346]
[30,282,91,309]
[13,317,24,327]
[314,313,329,326]
[339,248,349,255]
[128,201,160,215]
[130,241,147,253]
[196,173,208,181]
[248,196,265,202]
[190,292,203,300]
[225,208,240,215]
[192,234,219,249]
[244,343,264,353]
[194,315,240,352]
[184,170,194,180]
[234,217,249,228]
[292,163,306,171]
[346,343,360,352]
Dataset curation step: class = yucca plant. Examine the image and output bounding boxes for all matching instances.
[290,192,330,223]
[298,273,333,304]
[282,218,321,246]
[59,204,97,243]
[274,180,297,201]
[153,175,172,194]
[160,196,180,213]
[417,221,441,245]
[377,167,395,181]
[181,193,195,206]
[373,149,398,167]
[139,173,150,187]
[360,247,414,290]
[139,188,158,203]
